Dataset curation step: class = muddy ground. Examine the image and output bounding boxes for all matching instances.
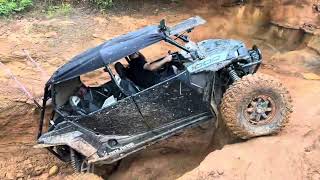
[0,0,320,179]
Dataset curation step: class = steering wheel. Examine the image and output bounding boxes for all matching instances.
[168,51,180,63]
[155,51,185,74]
[168,51,185,70]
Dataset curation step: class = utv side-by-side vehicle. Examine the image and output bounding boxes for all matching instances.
[35,16,292,172]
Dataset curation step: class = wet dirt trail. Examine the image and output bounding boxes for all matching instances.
[0,1,320,179]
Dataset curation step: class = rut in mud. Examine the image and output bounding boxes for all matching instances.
[0,0,320,179]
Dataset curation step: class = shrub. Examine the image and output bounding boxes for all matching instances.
[0,0,33,16]
[89,0,113,10]
[46,3,72,18]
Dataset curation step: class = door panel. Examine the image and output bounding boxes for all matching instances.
[74,97,148,136]
[133,72,211,129]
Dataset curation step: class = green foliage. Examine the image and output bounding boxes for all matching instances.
[0,0,32,16]
[46,3,72,18]
[89,0,113,11]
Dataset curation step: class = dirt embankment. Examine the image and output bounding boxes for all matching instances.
[0,0,320,179]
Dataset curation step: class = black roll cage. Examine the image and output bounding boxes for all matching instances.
[37,85,50,138]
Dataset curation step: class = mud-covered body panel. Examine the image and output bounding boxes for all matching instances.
[133,72,211,128]
[187,39,249,73]
[73,97,148,136]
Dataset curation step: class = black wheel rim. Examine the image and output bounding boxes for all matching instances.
[244,95,276,125]
[81,160,94,173]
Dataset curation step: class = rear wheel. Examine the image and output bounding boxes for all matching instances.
[70,148,94,173]
[220,74,292,139]
[69,148,121,175]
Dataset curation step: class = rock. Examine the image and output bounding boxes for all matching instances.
[44,31,57,38]
[33,166,45,176]
[28,163,33,168]
[92,34,106,40]
[25,159,33,168]
[11,51,25,59]
[301,73,320,80]
[5,172,14,179]
[307,35,320,53]
[92,34,99,38]
[217,170,224,175]
[48,165,59,177]
[304,147,312,152]
[314,3,320,12]
[38,173,49,179]
[16,172,24,178]
[312,173,320,180]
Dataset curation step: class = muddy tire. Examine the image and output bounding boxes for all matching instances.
[70,148,94,173]
[220,73,292,139]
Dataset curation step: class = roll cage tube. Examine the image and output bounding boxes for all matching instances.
[37,85,50,139]
[162,30,198,61]
[164,36,191,53]
[105,64,130,96]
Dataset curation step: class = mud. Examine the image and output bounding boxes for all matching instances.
[0,0,320,179]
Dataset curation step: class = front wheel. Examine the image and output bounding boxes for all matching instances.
[220,74,292,139]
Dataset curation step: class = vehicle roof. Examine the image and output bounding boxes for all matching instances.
[47,16,206,85]
[47,25,164,84]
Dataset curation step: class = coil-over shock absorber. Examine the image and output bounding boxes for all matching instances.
[228,67,240,81]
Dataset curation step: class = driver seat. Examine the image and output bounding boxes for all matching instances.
[114,62,141,96]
